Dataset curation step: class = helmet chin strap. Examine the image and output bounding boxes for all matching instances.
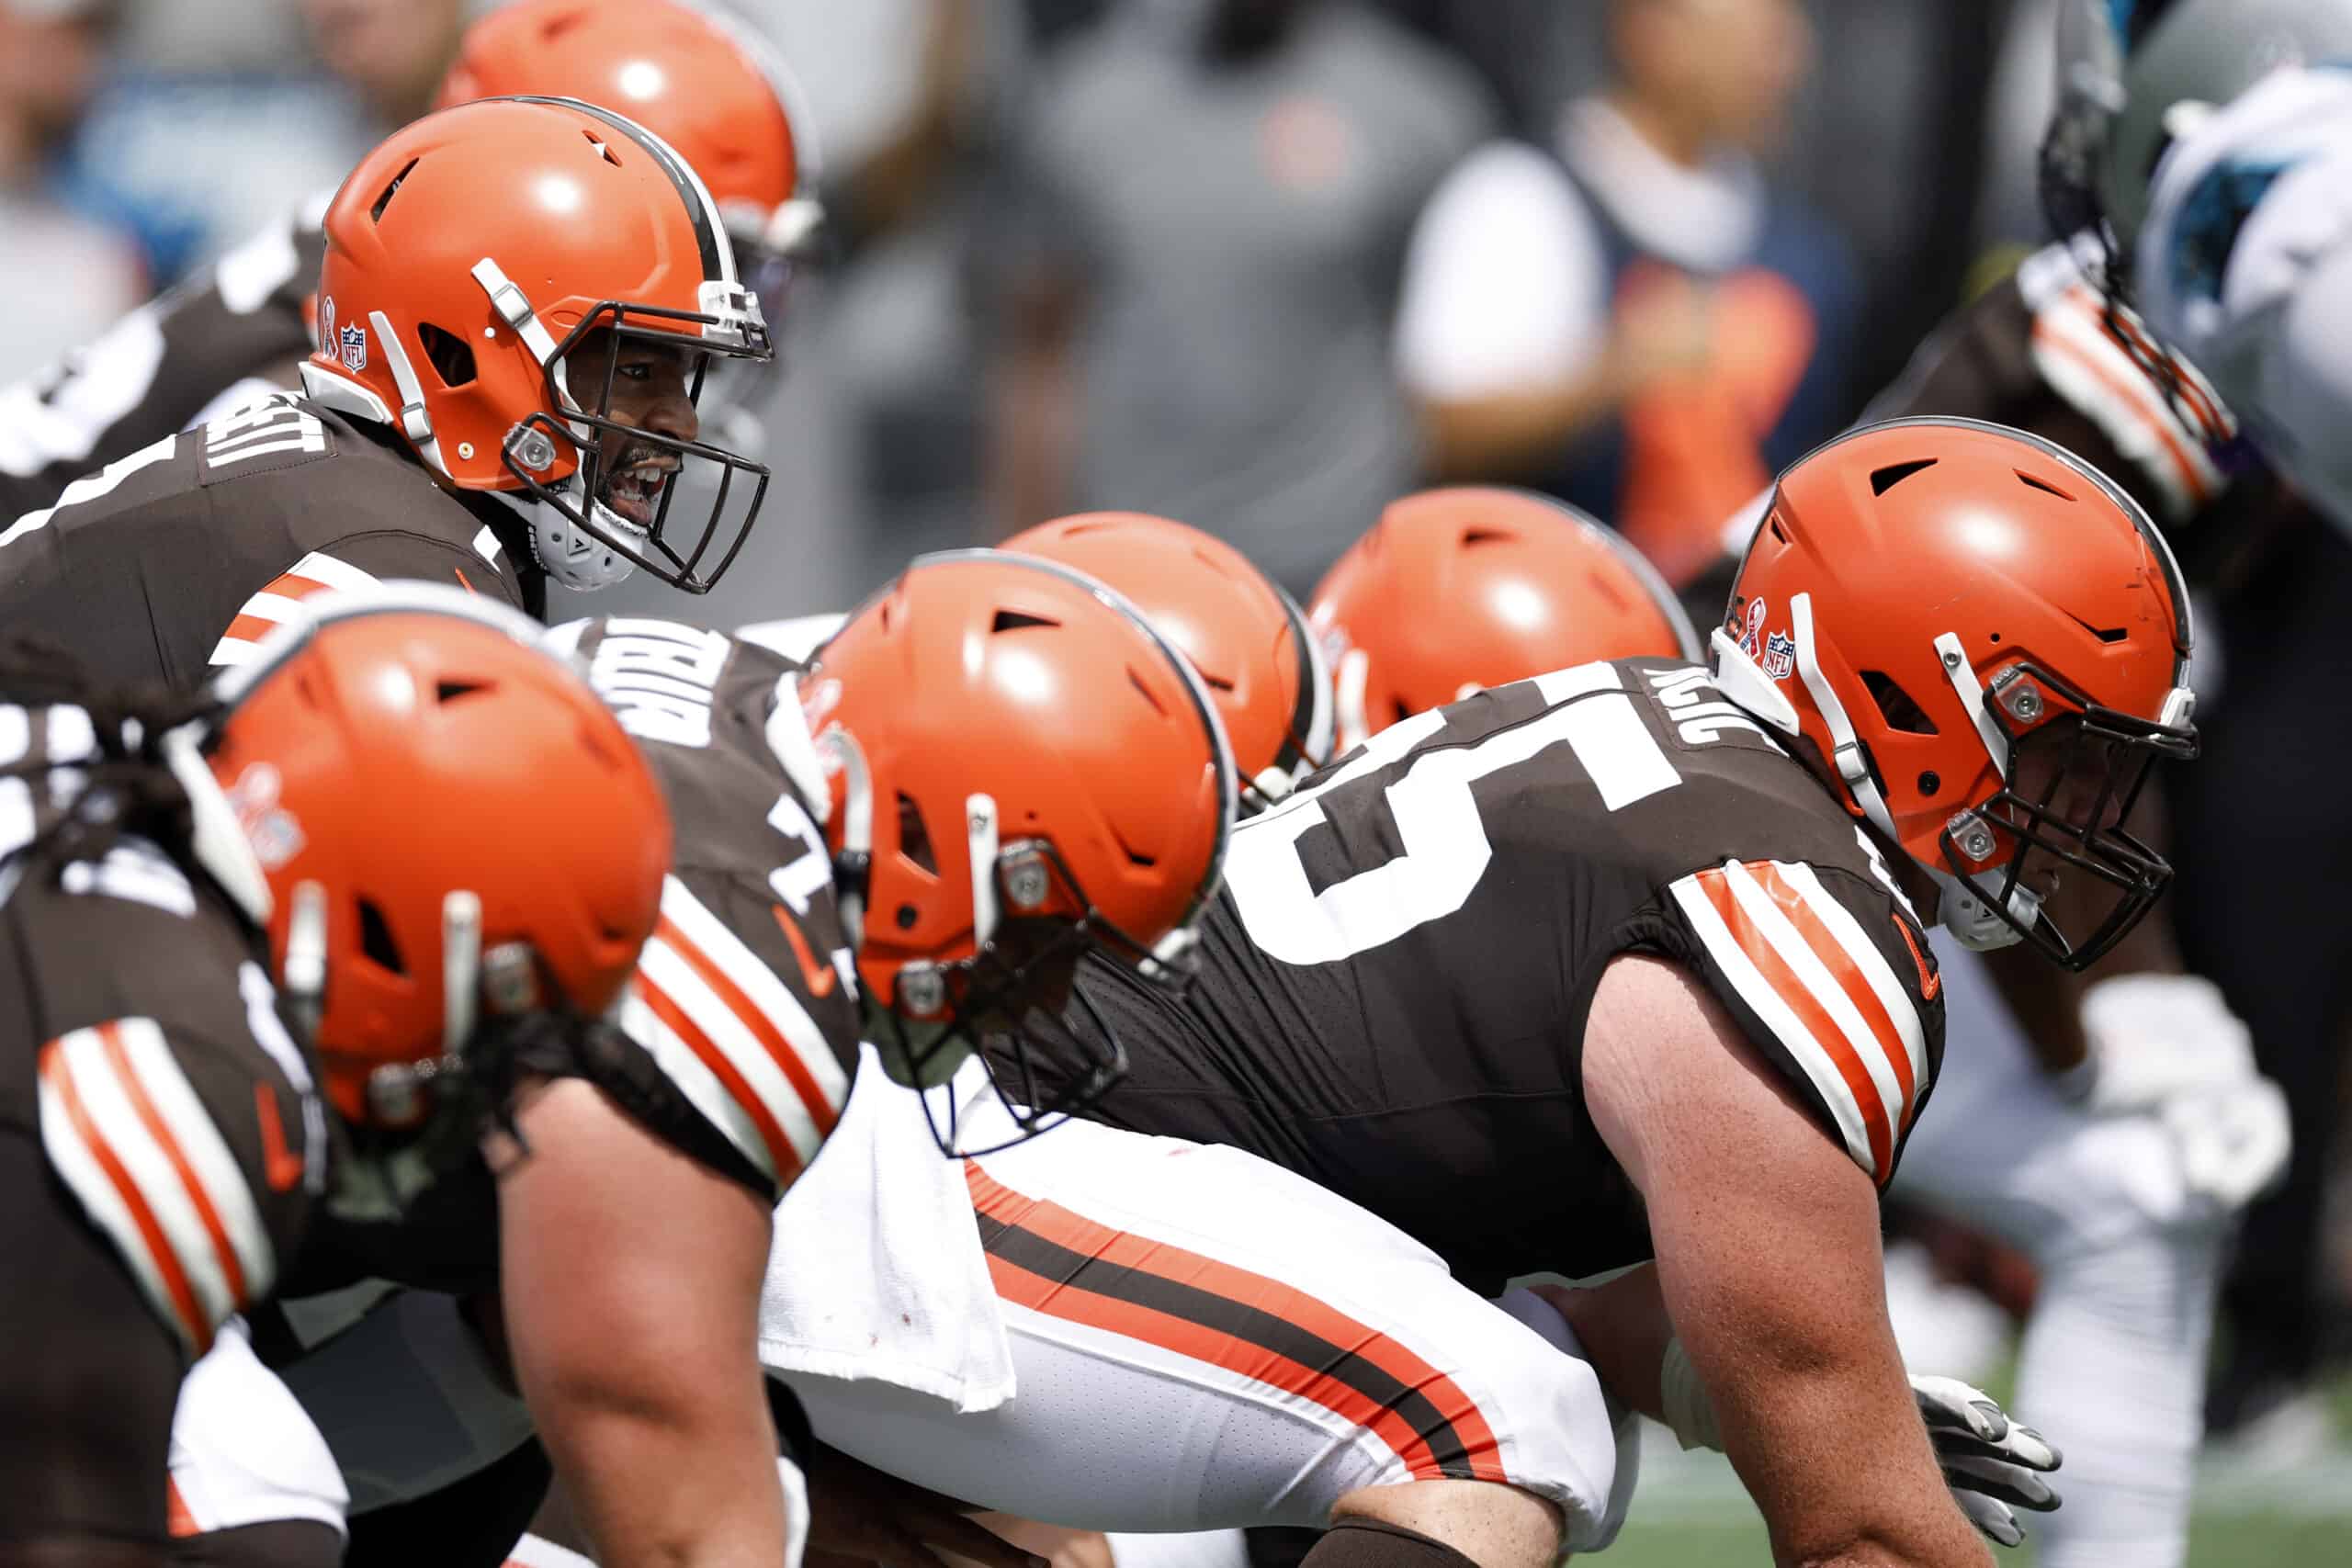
[967,794,1001,953]
[1722,599,2039,950]
[1334,646,1373,754]
[441,890,482,1056]
[820,727,875,951]
[1928,630,2041,947]
[158,722,273,926]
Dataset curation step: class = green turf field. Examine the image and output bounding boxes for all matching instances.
[1593,1393,2352,1568]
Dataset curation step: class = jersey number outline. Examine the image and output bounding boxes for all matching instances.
[1226,663,1681,966]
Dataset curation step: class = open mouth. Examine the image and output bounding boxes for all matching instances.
[601,449,678,530]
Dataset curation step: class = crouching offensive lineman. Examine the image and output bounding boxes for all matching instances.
[757,421,2186,1568]
[153,549,1241,1567]
[0,592,671,1567]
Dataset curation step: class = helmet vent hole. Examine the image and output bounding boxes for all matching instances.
[1768,515,1791,545]
[1109,825,1158,870]
[1860,671,1939,736]
[2016,470,2075,501]
[582,129,621,165]
[356,897,405,976]
[1918,771,1941,796]
[1459,527,1511,547]
[1125,668,1168,716]
[990,609,1059,634]
[434,678,490,704]
[896,793,937,875]
[1869,458,1938,495]
[1198,672,1236,694]
[369,158,421,224]
[416,323,477,389]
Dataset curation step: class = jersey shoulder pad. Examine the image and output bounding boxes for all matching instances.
[1657,850,1942,1190]
[206,524,524,671]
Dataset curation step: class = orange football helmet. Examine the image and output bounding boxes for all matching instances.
[304,96,772,594]
[1713,418,2197,968]
[198,588,670,1131]
[1308,487,1700,751]
[435,0,823,368]
[1004,513,1331,809]
[799,550,1238,1146]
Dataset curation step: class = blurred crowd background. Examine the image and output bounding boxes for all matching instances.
[5,0,2347,1484]
[1,0,2080,615]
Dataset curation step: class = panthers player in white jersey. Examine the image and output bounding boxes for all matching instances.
[2139,63,2352,537]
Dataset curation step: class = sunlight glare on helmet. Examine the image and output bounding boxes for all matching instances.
[1955,508,2028,563]
[535,174,586,216]
[616,60,666,101]
[1489,578,1550,634]
[371,663,418,714]
[990,646,1058,706]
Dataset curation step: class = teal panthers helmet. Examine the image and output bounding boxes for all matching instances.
[2043,0,2352,259]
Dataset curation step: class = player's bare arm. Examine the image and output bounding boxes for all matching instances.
[1583,953,1991,1568]
[492,1074,786,1568]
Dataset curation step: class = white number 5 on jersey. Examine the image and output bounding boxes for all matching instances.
[1227,664,1679,965]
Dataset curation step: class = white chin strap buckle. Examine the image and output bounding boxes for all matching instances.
[1932,865,2043,953]
[526,498,642,592]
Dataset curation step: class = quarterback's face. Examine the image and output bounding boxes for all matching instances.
[566,329,703,529]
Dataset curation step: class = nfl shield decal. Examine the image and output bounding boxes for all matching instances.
[338,321,368,374]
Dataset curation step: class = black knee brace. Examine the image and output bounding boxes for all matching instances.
[1300,1519,1482,1568]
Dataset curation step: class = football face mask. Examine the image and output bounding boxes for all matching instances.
[1933,663,2196,968]
[856,838,1211,1157]
[504,301,773,594]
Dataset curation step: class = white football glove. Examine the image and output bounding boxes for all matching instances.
[1910,1374,2061,1550]
[2076,973,2291,1215]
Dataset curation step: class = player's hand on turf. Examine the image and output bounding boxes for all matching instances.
[803,1442,1050,1568]
[1910,1373,2061,1548]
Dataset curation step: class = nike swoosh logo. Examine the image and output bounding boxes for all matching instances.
[772,904,839,998]
[254,1083,306,1193]
[1892,913,1941,1002]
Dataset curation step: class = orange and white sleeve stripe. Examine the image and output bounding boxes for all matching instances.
[1668,860,1930,1188]
[208,550,379,667]
[2029,281,2235,524]
[617,874,853,1190]
[36,1019,276,1354]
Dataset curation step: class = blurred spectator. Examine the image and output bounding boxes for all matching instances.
[0,0,145,369]
[986,0,1492,595]
[297,0,468,131]
[44,0,439,288]
[1393,0,1859,586]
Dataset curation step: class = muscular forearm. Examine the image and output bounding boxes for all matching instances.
[545,1402,787,1568]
